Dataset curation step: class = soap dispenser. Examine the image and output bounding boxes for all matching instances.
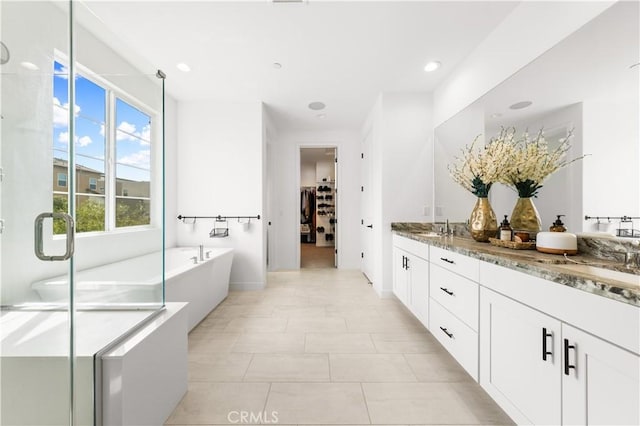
[550,215,567,232]
[500,215,513,241]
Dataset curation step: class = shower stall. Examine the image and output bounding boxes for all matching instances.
[1,1,168,424]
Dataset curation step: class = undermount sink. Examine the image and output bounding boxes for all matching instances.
[415,232,442,238]
[555,264,640,287]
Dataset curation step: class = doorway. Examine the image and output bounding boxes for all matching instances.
[299,147,337,268]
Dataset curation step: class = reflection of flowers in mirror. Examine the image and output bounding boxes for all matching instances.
[498,127,586,198]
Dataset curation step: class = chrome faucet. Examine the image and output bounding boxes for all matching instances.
[190,256,198,264]
[199,244,204,261]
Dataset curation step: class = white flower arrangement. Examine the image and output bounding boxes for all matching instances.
[448,133,513,197]
[499,127,584,198]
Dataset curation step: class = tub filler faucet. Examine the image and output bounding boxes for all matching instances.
[199,244,204,261]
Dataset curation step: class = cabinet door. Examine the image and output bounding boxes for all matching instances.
[392,246,408,305]
[562,324,640,425]
[407,254,429,328]
[480,287,561,425]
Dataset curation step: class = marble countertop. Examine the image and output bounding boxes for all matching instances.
[392,224,639,307]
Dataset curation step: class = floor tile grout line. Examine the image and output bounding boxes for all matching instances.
[359,382,373,425]
[241,353,255,382]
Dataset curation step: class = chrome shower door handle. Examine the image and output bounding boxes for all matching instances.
[34,212,75,261]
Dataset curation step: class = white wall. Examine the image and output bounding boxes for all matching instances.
[300,161,316,187]
[267,129,360,271]
[363,92,433,296]
[0,1,175,305]
[176,100,265,290]
[433,1,614,127]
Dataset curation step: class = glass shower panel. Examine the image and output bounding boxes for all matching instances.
[0,1,75,425]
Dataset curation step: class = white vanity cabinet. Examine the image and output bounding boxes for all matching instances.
[392,235,429,327]
[562,324,639,426]
[479,261,640,426]
[428,246,480,380]
[480,287,562,425]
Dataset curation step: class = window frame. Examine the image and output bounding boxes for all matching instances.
[57,172,67,187]
[53,58,158,235]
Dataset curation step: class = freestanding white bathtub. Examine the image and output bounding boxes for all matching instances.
[31,246,234,331]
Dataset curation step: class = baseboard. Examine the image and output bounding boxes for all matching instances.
[378,289,395,298]
[230,281,266,291]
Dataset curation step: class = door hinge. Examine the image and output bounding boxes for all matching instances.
[361,252,364,258]
[335,249,338,254]
[361,219,364,225]
[361,186,364,192]
[361,153,364,159]
[334,157,337,163]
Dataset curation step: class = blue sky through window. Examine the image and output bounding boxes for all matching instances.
[53,61,151,182]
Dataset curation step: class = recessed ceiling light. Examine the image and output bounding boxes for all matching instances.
[176,63,191,72]
[509,101,533,110]
[273,62,282,69]
[423,61,441,72]
[20,61,39,71]
[308,102,326,111]
[316,113,326,119]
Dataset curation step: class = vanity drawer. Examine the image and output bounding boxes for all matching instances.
[430,264,479,331]
[393,234,428,260]
[430,246,479,281]
[429,299,478,380]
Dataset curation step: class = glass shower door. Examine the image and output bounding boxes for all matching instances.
[0,1,76,425]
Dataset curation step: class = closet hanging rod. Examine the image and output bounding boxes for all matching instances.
[177,214,261,221]
[584,215,640,221]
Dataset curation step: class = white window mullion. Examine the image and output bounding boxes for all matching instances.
[106,90,117,231]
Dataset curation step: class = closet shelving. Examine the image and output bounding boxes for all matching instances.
[316,180,335,247]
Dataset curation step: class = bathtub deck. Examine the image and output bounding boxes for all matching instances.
[0,309,158,357]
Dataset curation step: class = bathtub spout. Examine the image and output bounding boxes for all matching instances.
[199,244,204,261]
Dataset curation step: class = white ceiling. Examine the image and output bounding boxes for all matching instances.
[81,0,519,132]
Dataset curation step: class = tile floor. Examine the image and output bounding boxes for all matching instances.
[165,269,514,425]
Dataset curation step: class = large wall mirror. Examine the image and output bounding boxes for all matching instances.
[434,1,639,236]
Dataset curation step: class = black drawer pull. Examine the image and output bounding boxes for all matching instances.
[542,327,553,361]
[564,338,576,375]
[440,257,455,264]
[401,255,406,269]
[439,287,454,296]
[439,326,454,339]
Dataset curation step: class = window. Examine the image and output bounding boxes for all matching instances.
[57,173,67,187]
[53,60,153,234]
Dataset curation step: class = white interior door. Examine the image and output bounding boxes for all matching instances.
[361,130,373,281]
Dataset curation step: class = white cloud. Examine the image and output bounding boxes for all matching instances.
[78,136,92,147]
[57,131,92,147]
[116,121,151,145]
[119,149,150,169]
[53,97,80,127]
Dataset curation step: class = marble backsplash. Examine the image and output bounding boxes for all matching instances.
[390,222,639,263]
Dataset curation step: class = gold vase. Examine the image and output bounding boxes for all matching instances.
[510,197,542,235]
[470,197,498,242]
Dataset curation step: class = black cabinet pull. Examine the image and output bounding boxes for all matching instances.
[367,224,373,229]
[440,287,454,296]
[401,255,406,269]
[440,257,455,264]
[405,257,410,270]
[439,326,454,339]
[542,328,553,361]
[564,338,576,375]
